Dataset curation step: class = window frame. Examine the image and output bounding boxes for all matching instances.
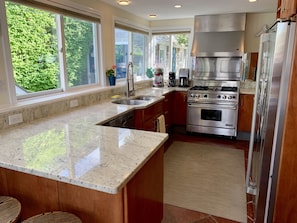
[2,0,102,101]
[151,30,192,81]
[114,19,149,81]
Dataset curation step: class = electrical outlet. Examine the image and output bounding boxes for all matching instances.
[70,99,79,108]
[8,113,23,125]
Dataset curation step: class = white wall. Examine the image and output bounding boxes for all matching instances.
[245,13,276,52]
[149,18,194,30]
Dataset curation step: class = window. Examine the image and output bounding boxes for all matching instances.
[4,1,100,98]
[114,26,148,80]
[152,33,190,80]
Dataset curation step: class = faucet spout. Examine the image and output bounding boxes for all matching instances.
[126,62,135,97]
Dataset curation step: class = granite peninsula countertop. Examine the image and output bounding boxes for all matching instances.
[0,87,188,194]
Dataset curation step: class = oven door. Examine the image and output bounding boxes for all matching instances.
[186,102,238,136]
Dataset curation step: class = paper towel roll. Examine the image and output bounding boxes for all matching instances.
[156,115,166,133]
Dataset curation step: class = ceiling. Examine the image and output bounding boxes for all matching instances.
[101,0,278,20]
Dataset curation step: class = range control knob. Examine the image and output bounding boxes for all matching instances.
[204,94,207,98]
[217,95,221,99]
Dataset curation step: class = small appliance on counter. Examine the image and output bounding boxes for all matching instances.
[168,72,176,87]
[179,68,190,87]
[153,68,164,87]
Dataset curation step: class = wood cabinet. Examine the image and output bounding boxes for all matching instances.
[172,91,187,125]
[277,0,297,19]
[163,92,174,131]
[134,100,164,131]
[0,146,164,223]
[248,52,258,81]
[237,94,254,132]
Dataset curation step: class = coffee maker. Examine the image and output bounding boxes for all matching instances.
[168,72,176,87]
[179,68,190,87]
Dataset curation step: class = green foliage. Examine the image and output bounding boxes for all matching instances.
[64,17,93,86]
[175,34,189,47]
[6,2,94,92]
[6,2,59,92]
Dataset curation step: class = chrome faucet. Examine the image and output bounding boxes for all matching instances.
[126,62,135,97]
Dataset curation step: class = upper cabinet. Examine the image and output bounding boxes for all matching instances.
[277,0,297,19]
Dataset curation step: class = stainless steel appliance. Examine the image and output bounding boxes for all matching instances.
[246,18,296,223]
[102,111,135,129]
[187,80,239,137]
[191,13,246,57]
[168,72,176,87]
[178,68,189,87]
[192,57,243,81]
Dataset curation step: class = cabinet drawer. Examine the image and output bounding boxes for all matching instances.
[143,101,163,122]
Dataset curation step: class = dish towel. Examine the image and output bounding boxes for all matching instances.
[156,114,166,133]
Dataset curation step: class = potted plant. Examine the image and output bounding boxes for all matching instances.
[106,65,116,86]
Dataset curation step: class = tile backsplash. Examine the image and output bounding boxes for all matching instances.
[0,81,152,130]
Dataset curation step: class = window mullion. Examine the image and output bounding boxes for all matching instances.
[128,32,133,62]
[93,23,101,85]
[170,35,173,72]
[56,15,67,91]
[0,1,17,104]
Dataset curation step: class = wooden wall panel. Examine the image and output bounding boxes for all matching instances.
[125,146,164,223]
[0,167,9,194]
[238,94,254,132]
[3,169,59,220]
[58,182,124,223]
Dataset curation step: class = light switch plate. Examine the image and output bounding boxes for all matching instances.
[8,113,23,125]
[70,99,79,108]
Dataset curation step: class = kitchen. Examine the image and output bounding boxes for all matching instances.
[0,0,296,223]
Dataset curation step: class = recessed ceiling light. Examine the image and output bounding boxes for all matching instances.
[118,0,130,6]
[174,4,182,8]
[149,14,157,18]
[249,0,256,2]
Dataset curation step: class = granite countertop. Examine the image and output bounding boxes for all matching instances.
[0,87,189,194]
[240,88,256,94]
[240,80,256,95]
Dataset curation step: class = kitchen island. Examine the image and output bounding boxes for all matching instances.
[0,95,169,222]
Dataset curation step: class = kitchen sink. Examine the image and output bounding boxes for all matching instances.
[112,99,146,105]
[133,95,157,101]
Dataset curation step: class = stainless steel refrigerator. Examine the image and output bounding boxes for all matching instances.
[246,18,296,223]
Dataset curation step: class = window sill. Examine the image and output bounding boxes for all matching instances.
[0,79,152,114]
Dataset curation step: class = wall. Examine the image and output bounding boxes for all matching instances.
[149,18,194,30]
[0,81,152,130]
[245,12,276,52]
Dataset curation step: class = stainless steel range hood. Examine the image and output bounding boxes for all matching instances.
[191,13,246,57]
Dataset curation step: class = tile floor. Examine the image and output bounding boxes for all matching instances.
[162,129,254,223]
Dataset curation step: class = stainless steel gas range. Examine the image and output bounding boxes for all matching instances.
[186,80,240,137]
[186,57,242,137]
